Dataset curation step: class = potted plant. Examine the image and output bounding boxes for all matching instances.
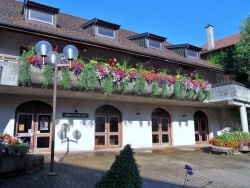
[0,134,29,176]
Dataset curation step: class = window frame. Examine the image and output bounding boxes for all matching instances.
[96,26,116,39]
[28,8,54,25]
[186,49,199,59]
[146,38,162,50]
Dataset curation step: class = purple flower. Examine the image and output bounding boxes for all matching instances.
[184,165,193,173]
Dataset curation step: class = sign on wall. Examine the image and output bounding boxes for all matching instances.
[62,113,89,118]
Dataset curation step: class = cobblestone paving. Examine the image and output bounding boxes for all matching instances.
[0,147,250,188]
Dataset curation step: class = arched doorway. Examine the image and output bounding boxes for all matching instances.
[15,100,52,152]
[194,111,209,144]
[151,108,171,146]
[94,105,121,149]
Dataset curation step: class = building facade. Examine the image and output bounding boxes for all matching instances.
[0,0,249,153]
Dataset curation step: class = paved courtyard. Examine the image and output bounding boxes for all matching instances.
[0,146,250,188]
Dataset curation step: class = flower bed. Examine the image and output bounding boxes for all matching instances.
[209,131,250,152]
[0,134,29,177]
[19,46,212,101]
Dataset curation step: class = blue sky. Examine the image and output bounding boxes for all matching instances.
[31,0,250,46]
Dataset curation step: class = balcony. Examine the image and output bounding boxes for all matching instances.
[1,54,250,107]
[207,81,250,104]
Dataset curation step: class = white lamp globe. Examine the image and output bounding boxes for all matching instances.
[35,41,52,56]
[63,45,78,60]
[46,51,60,65]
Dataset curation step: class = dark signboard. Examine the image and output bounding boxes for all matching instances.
[62,113,89,118]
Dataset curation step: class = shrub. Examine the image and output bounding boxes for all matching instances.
[0,134,29,156]
[95,144,142,188]
[209,131,250,149]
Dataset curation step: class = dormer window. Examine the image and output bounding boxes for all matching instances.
[28,9,53,25]
[23,1,59,27]
[127,32,166,51]
[147,39,162,50]
[165,44,201,59]
[81,18,120,41]
[186,49,199,59]
[97,26,115,39]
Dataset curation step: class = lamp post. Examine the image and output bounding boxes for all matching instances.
[35,41,78,176]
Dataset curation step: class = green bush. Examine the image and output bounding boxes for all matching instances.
[95,144,142,188]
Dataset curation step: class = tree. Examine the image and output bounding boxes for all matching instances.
[234,13,250,87]
[95,144,142,188]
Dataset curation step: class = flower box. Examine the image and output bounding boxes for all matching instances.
[0,154,26,177]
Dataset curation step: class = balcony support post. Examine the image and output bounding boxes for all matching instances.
[239,104,249,133]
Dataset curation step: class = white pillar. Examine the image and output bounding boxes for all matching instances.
[240,104,249,133]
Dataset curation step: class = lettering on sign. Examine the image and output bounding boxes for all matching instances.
[62,113,89,118]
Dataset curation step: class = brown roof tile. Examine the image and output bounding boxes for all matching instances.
[0,0,222,71]
[201,33,242,53]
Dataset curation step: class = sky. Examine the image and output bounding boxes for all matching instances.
[28,0,250,47]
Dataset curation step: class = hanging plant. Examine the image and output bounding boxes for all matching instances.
[198,89,206,102]
[134,75,146,95]
[174,81,186,100]
[42,64,53,88]
[151,81,159,97]
[60,68,72,90]
[19,61,31,86]
[80,64,98,91]
[103,74,114,96]
[187,89,194,99]
[120,81,128,94]
[161,83,168,98]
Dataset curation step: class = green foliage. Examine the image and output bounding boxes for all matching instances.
[19,61,31,86]
[60,68,72,90]
[233,14,250,87]
[198,89,206,102]
[187,89,194,99]
[174,81,186,100]
[95,144,142,188]
[103,75,114,96]
[151,81,159,97]
[134,75,146,95]
[207,50,227,67]
[120,81,128,94]
[80,64,98,91]
[42,65,53,88]
[161,83,168,98]
[19,45,36,63]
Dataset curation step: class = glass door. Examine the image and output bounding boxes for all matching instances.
[194,119,208,143]
[95,116,120,149]
[152,117,171,146]
[16,113,33,152]
[34,114,51,152]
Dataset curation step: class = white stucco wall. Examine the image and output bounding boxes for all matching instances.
[0,93,226,152]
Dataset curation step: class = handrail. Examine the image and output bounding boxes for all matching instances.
[212,81,246,88]
[0,53,19,62]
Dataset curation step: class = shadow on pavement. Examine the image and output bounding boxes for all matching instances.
[0,161,185,188]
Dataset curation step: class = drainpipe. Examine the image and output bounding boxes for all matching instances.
[205,24,215,51]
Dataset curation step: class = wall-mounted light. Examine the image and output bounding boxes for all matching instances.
[137,111,141,115]
[183,114,186,117]
[75,108,79,113]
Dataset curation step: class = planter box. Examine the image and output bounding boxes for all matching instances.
[0,154,26,177]
[209,146,234,156]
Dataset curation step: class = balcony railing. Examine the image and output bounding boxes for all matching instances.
[0,54,19,86]
[209,81,250,103]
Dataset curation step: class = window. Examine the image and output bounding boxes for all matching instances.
[186,49,199,59]
[97,26,115,39]
[28,9,53,24]
[147,39,162,50]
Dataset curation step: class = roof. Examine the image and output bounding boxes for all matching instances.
[201,33,242,53]
[127,32,166,42]
[166,44,202,51]
[0,0,223,72]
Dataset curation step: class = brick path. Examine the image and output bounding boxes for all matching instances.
[0,146,250,188]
